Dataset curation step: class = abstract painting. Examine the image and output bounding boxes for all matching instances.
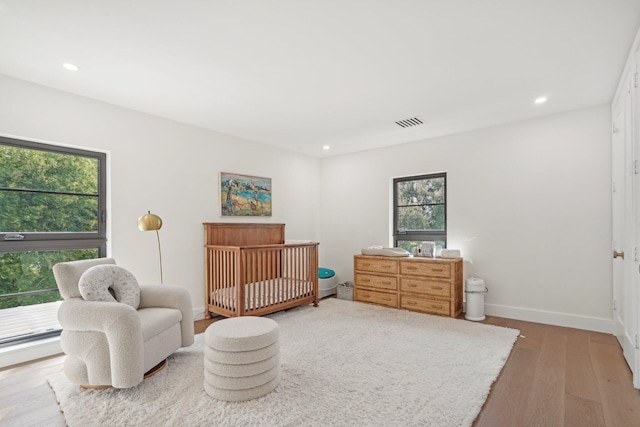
[220,172,272,217]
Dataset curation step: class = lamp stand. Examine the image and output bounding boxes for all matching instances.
[155,229,163,284]
[137,210,164,284]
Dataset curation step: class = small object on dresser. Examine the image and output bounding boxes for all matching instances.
[420,242,435,257]
[361,246,410,257]
[440,249,461,259]
[337,281,354,300]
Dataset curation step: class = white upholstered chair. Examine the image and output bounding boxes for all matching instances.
[52,257,194,388]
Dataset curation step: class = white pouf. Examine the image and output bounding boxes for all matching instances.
[204,316,280,402]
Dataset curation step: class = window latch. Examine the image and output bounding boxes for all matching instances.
[4,233,25,240]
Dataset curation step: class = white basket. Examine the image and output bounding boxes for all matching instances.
[336,282,354,301]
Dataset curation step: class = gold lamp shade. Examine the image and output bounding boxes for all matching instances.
[137,211,162,231]
[137,211,164,283]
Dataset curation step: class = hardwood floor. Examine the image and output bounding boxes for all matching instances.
[1,314,639,426]
[473,316,640,427]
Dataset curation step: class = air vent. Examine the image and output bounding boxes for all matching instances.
[395,117,424,128]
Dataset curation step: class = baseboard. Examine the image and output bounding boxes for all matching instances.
[0,336,62,369]
[194,307,205,321]
[481,303,613,334]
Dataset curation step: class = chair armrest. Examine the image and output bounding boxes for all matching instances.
[57,298,144,388]
[58,298,139,331]
[139,284,195,347]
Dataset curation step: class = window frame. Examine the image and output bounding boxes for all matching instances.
[0,136,107,344]
[0,136,107,253]
[392,172,447,247]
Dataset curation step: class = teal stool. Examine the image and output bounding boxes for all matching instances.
[318,268,337,298]
[318,267,335,279]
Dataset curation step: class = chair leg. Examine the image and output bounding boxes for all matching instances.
[143,359,167,380]
[80,383,111,390]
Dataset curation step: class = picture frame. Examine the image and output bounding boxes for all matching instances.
[220,172,272,217]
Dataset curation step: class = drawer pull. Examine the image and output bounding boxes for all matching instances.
[432,269,443,272]
[406,266,418,270]
[382,281,391,285]
[383,265,392,269]
[406,301,417,305]
[433,287,443,291]
[362,279,371,282]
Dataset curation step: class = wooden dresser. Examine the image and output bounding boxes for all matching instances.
[353,255,463,318]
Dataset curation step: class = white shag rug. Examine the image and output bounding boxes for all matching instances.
[48,298,519,427]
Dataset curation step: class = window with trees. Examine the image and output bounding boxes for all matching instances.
[393,172,446,254]
[0,136,107,344]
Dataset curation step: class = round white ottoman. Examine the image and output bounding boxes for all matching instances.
[204,316,280,402]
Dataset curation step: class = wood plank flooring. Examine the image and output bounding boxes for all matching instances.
[1,314,639,426]
[473,316,640,427]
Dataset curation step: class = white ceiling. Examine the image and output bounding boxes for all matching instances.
[1,1,639,157]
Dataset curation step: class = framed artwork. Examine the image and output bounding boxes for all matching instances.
[220,172,272,217]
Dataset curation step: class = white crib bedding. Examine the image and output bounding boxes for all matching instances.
[212,277,314,310]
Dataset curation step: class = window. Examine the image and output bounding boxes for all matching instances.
[393,172,446,254]
[0,136,107,345]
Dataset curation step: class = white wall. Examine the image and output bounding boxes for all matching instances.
[0,74,321,317]
[0,71,614,338]
[319,105,613,332]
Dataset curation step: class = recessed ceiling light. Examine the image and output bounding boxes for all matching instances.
[63,63,79,71]
[322,145,331,150]
[534,96,547,105]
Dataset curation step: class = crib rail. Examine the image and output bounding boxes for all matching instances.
[205,243,319,317]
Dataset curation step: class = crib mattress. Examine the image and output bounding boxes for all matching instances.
[212,278,314,310]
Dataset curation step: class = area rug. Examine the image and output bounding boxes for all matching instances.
[48,298,519,427]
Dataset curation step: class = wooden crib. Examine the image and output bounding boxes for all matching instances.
[204,223,319,318]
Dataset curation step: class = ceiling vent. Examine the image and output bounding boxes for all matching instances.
[395,117,424,128]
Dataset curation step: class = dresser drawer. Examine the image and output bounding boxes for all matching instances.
[355,258,398,274]
[356,289,398,308]
[400,278,450,297]
[399,261,451,279]
[355,273,397,291]
[400,295,450,316]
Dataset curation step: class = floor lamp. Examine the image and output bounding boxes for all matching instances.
[137,211,163,284]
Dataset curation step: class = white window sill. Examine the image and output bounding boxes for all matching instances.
[0,336,62,369]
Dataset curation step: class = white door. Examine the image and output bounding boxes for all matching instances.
[612,100,626,343]
[631,55,640,389]
[612,68,639,389]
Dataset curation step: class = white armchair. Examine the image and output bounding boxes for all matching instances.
[52,257,194,388]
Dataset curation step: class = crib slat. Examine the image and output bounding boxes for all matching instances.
[267,249,274,306]
[298,246,302,298]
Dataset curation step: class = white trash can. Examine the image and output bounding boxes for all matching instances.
[465,277,488,321]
